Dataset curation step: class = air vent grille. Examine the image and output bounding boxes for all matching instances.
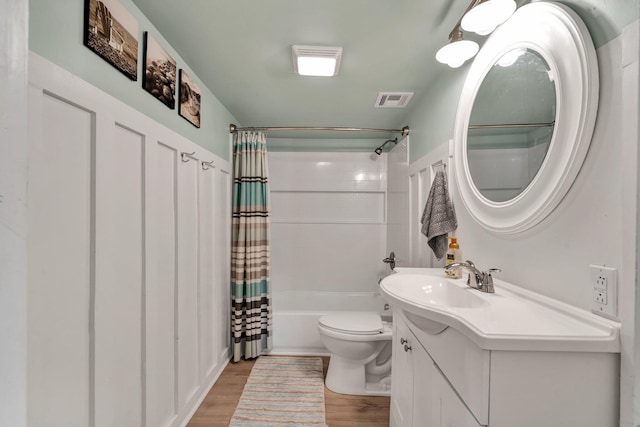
[292,45,342,58]
[375,92,414,108]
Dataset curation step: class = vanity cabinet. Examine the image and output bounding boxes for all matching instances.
[390,309,619,427]
[391,314,481,427]
[390,315,415,426]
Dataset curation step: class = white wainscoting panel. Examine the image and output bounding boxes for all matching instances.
[27,88,92,427]
[408,142,452,268]
[27,53,231,427]
[177,159,200,408]
[146,142,178,427]
[94,123,144,427]
[199,165,217,378]
[409,172,420,267]
[418,167,431,266]
[215,169,232,359]
[386,138,410,267]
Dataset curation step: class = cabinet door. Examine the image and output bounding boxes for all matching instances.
[433,363,482,427]
[411,341,438,426]
[391,316,414,427]
[393,313,481,427]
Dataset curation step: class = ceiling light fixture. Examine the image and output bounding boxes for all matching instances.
[461,0,517,36]
[292,45,343,77]
[436,0,517,69]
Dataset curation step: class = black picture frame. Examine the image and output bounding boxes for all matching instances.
[83,0,138,81]
[179,70,202,128]
[142,32,177,109]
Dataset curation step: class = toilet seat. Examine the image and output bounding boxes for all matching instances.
[319,312,384,335]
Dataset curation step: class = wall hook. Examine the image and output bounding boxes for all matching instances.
[201,160,215,170]
[181,151,196,162]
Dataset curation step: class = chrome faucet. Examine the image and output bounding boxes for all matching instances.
[444,260,501,293]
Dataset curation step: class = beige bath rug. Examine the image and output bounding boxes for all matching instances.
[229,356,326,426]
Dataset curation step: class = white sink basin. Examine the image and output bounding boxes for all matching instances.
[382,274,487,309]
[380,268,620,352]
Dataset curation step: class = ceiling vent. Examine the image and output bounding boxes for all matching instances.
[374,92,414,108]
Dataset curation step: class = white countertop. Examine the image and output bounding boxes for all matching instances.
[380,268,620,353]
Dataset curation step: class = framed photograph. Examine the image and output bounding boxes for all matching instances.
[179,70,202,128]
[83,0,138,80]
[142,32,177,109]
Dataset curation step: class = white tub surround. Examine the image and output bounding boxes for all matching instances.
[382,268,620,427]
[270,291,390,355]
[269,152,388,295]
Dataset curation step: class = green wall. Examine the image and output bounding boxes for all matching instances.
[406,0,639,163]
[29,0,236,161]
[29,0,638,161]
[406,70,468,162]
[267,138,389,152]
[559,0,639,48]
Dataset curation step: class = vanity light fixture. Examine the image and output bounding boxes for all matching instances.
[435,27,479,68]
[292,45,343,77]
[461,0,517,36]
[436,0,517,68]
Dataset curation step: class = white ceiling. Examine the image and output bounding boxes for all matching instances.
[131,0,474,141]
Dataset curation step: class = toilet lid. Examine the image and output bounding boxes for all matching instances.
[319,312,383,335]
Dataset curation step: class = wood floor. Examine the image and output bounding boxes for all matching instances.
[187,356,391,427]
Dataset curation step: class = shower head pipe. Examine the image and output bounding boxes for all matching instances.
[373,138,399,155]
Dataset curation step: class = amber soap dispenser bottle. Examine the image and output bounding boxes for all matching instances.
[445,236,461,279]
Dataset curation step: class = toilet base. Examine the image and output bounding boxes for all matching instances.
[325,354,391,397]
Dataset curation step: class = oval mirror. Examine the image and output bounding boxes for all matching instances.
[467,48,556,202]
[453,2,599,234]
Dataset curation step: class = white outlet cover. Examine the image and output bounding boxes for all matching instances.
[589,265,617,319]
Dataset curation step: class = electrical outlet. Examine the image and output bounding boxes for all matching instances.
[590,265,617,318]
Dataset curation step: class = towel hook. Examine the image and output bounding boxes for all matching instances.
[181,151,197,163]
[201,160,215,170]
[432,160,446,171]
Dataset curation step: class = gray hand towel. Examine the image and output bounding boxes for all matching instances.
[420,170,457,260]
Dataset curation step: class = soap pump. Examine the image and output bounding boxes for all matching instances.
[445,236,462,279]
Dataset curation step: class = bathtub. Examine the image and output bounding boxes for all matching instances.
[269,291,391,355]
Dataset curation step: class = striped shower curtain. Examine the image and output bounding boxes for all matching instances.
[231,131,272,362]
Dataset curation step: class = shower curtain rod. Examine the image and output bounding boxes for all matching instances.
[229,123,410,137]
[468,121,555,129]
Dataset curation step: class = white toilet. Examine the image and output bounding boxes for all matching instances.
[318,312,392,396]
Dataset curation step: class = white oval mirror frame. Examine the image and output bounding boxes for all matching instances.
[453,2,599,234]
